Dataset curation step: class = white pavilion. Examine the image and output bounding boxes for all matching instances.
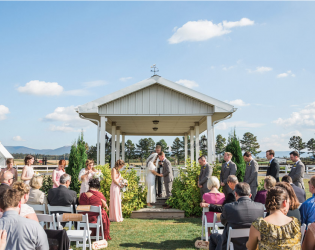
[76,75,236,167]
[0,142,13,168]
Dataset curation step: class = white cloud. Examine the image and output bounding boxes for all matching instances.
[222,66,235,71]
[260,130,302,151]
[176,79,199,89]
[64,89,89,96]
[168,18,254,44]
[17,80,64,96]
[228,99,250,107]
[13,136,25,141]
[49,125,81,133]
[119,77,132,82]
[82,80,107,88]
[216,121,264,130]
[247,66,273,73]
[273,102,315,128]
[0,105,10,120]
[43,106,91,128]
[277,70,295,78]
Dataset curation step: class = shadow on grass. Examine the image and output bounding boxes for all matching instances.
[120,237,200,249]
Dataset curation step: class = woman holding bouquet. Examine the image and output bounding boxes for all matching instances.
[146,156,163,207]
[78,159,98,194]
[52,159,66,188]
[109,159,125,222]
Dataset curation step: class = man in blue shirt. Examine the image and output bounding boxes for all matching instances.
[300,175,315,225]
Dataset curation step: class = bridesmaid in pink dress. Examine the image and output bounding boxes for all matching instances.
[202,176,225,223]
[109,160,126,222]
[52,159,66,188]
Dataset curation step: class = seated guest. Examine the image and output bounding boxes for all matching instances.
[302,222,315,250]
[27,175,48,214]
[200,175,238,214]
[282,175,306,203]
[79,178,111,240]
[254,175,276,205]
[246,186,301,250]
[0,172,13,197]
[206,183,264,250]
[202,176,225,224]
[0,189,49,249]
[0,159,17,185]
[275,182,301,221]
[12,182,38,222]
[48,174,77,213]
[300,175,315,225]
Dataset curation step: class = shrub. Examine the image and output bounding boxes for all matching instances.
[40,175,53,195]
[97,164,147,218]
[257,178,265,192]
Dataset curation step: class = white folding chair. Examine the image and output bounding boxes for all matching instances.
[28,204,46,214]
[37,214,56,230]
[76,205,105,241]
[48,205,73,229]
[201,208,224,240]
[301,223,306,244]
[263,212,267,218]
[226,227,250,250]
[56,213,92,250]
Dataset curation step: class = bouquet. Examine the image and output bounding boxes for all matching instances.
[34,171,41,177]
[93,170,103,180]
[120,178,128,193]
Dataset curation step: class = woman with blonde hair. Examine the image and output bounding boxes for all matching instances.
[52,159,66,188]
[0,159,17,185]
[27,175,48,214]
[109,160,126,222]
[254,175,276,205]
[146,156,163,207]
[201,176,225,223]
[12,182,39,222]
[78,159,98,194]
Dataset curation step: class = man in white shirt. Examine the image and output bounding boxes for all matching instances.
[289,151,305,189]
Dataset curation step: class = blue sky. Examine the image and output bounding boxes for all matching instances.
[0,2,315,152]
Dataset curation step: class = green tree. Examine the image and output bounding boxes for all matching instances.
[87,145,97,163]
[105,134,111,164]
[225,137,246,182]
[125,139,136,164]
[156,139,170,157]
[200,135,207,156]
[215,134,226,155]
[136,138,155,165]
[240,132,261,156]
[288,136,306,155]
[307,138,315,158]
[171,137,184,165]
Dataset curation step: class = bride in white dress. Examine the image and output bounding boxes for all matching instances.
[146,155,163,207]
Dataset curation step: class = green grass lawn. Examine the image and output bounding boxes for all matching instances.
[71,218,202,250]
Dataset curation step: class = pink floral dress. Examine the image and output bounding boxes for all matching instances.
[53,168,65,188]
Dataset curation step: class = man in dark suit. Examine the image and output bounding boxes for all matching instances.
[282,175,306,203]
[47,174,77,212]
[289,151,305,189]
[220,152,237,198]
[266,149,280,182]
[203,182,264,250]
[0,172,13,197]
[243,152,258,200]
[198,156,213,199]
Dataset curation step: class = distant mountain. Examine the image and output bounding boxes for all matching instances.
[5,146,71,155]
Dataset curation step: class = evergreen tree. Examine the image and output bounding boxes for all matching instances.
[105,134,111,164]
[225,137,246,182]
[136,138,155,165]
[156,139,170,157]
[215,134,226,155]
[125,139,136,164]
[87,145,97,163]
[288,136,306,155]
[200,135,207,156]
[307,138,315,159]
[171,137,184,164]
[240,132,261,156]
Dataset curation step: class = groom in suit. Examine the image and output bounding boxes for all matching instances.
[158,151,173,208]
[266,149,280,182]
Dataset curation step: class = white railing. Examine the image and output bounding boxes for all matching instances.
[306,165,315,174]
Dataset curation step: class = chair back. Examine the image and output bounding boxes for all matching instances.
[48,204,73,214]
[28,204,46,214]
[226,227,250,250]
[301,223,306,244]
[37,214,56,229]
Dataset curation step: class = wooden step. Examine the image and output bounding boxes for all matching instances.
[131,207,185,219]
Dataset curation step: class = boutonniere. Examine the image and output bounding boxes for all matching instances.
[293,164,296,168]
[203,167,206,169]
[268,163,270,167]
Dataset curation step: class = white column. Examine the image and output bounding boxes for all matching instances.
[111,122,116,168]
[100,116,107,165]
[207,116,214,164]
[116,127,121,161]
[184,133,188,166]
[190,126,194,166]
[195,122,200,162]
[212,126,216,162]
[122,133,125,162]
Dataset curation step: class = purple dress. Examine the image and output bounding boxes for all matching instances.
[254,190,267,205]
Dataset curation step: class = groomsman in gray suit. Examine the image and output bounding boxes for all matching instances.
[220,152,237,198]
[289,151,305,189]
[198,156,213,198]
[243,152,258,200]
[158,151,173,209]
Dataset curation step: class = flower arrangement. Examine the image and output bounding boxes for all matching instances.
[120,178,128,193]
[34,172,41,177]
[93,170,103,180]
